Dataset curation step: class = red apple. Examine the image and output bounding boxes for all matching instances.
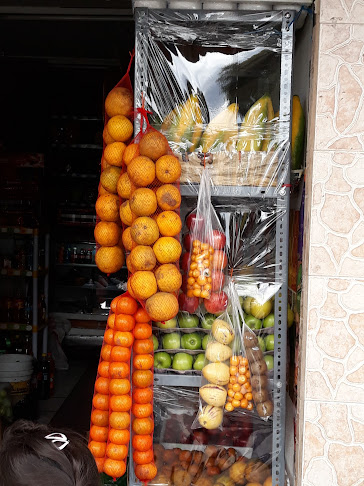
[213,250,228,270]
[183,233,192,251]
[186,210,204,233]
[181,274,188,293]
[204,291,228,314]
[211,271,225,292]
[181,252,191,272]
[179,292,199,313]
[211,230,226,250]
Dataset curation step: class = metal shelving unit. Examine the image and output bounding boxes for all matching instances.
[131,7,294,486]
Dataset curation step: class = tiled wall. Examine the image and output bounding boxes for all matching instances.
[297,1,364,485]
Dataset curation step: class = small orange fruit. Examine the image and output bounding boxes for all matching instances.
[132,370,153,388]
[109,379,131,396]
[133,338,154,355]
[127,278,137,299]
[98,360,110,378]
[133,448,154,465]
[106,443,128,461]
[88,441,106,459]
[95,246,124,274]
[107,313,116,329]
[156,211,182,237]
[103,458,126,478]
[109,362,130,379]
[130,245,156,272]
[133,324,152,340]
[156,155,181,183]
[94,221,121,247]
[139,131,169,161]
[111,346,131,362]
[155,264,182,292]
[103,125,115,145]
[110,394,132,412]
[91,409,109,427]
[132,434,153,452]
[101,157,111,171]
[104,328,114,345]
[100,166,122,194]
[105,87,133,117]
[117,172,132,200]
[121,227,134,251]
[119,200,134,226]
[98,184,112,196]
[130,271,158,300]
[127,156,156,187]
[156,184,181,211]
[111,296,121,313]
[96,194,120,222]
[104,141,126,167]
[153,237,182,264]
[126,255,136,274]
[123,143,140,166]
[109,428,130,445]
[134,308,150,323]
[131,217,159,246]
[113,331,134,348]
[95,377,109,394]
[133,353,153,370]
[101,344,112,362]
[130,188,158,217]
[133,387,153,404]
[107,115,133,142]
[90,425,108,442]
[132,402,153,419]
[135,462,157,481]
[92,393,109,411]
[132,417,154,435]
[109,411,130,430]
[145,292,179,322]
[115,314,135,332]
[94,457,105,473]
[116,295,138,315]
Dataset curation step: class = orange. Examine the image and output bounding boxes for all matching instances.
[130,188,158,217]
[100,166,122,194]
[127,156,156,187]
[263,477,273,486]
[134,308,150,323]
[156,211,182,237]
[95,377,109,394]
[93,393,109,411]
[119,200,134,226]
[103,125,115,145]
[111,296,121,313]
[121,227,134,251]
[132,370,153,388]
[131,217,159,246]
[133,353,153,370]
[95,246,124,274]
[109,362,130,379]
[109,411,130,430]
[116,295,138,314]
[110,394,132,412]
[109,379,131,396]
[135,462,157,481]
[104,329,114,345]
[114,331,134,348]
[153,237,182,264]
[133,387,153,404]
[127,278,137,299]
[213,250,228,270]
[133,449,154,465]
[130,245,156,272]
[130,271,158,300]
[98,184,112,197]
[132,417,154,435]
[101,344,112,362]
[109,428,130,445]
[132,402,153,419]
[105,87,133,117]
[139,131,169,161]
[91,409,109,427]
[133,324,152,340]
[107,115,133,142]
[96,194,120,222]
[101,157,111,171]
[145,292,179,322]
[126,255,136,274]
[90,425,108,442]
[133,338,154,355]
[98,361,110,378]
[156,184,181,211]
[117,172,132,200]
[103,458,126,478]
[95,457,105,473]
[132,434,153,452]
[155,264,182,292]
[115,314,135,332]
[88,441,106,459]
[104,142,126,167]
[106,443,128,461]
[111,346,131,363]
[156,155,181,183]
[94,221,121,247]
[123,143,140,166]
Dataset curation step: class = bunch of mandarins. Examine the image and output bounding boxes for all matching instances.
[89,294,157,483]
[121,129,183,322]
[94,86,134,274]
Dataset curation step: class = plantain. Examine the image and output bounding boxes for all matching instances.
[200,103,239,153]
[237,94,272,152]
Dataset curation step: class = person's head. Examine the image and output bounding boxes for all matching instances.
[0,420,101,486]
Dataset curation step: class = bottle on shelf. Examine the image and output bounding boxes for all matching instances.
[47,352,55,397]
[14,289,25,324]
[71,247,78,264]
[79,249,85,263]
[86,249,92,264]
[58,244,64,263]
[5,295,14,323]
[24,294,32,327]
[39,294,47,329]
[64,245,71,263]
[24,332,32,356]
[38,353,50,400]
[14,334,23,354]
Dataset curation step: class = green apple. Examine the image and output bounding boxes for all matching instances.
[155,318,177,329]
[243,296,253,314]
[245,314,262,330]
[265,335,274,351]
[181,332,201,350]
[152,334,159,351]
[258,336,266,353]
[193,353,205,370]
[250,299,272,319]
[154,351,172,369]
[201,313,215,330]
[287,307,294,328]
[202,334,209,350]
[263,313,275,328]
[162,332,181,350]
[264,355,274,370]
[178,312,199,328]
[172,352,193,371]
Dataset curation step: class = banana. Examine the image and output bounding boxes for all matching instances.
[200,103,239,153]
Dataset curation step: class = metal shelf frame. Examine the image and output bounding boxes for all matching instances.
[132,8,294,486]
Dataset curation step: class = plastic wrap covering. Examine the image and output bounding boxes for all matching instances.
[135,9,290,196]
